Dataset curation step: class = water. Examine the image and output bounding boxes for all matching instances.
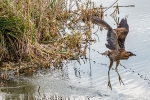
[1,0,150,99]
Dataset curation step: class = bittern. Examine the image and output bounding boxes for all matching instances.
[91,16,136,90]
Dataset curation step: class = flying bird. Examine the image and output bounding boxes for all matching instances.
[91,16,136,90]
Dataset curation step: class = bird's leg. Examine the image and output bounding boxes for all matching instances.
[115,60,125,85]
[108,60,114,90]
[115,60,120,70]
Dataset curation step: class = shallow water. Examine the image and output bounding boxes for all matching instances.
[1,0,150,100]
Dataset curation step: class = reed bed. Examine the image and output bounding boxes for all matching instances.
[0,0,103,77]
[0,0,121,79]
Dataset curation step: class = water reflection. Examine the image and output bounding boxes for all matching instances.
[0,80,35,100]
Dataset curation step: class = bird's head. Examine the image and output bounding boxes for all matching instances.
[126,51,136,57]
[118,17,129,30]
[121,51,136,60]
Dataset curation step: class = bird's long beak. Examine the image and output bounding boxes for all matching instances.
[130,53,136,56]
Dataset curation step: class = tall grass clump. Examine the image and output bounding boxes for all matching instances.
[0,1,27,62]
[0,0,103,74]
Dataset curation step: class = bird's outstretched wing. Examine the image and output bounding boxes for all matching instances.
[91,16,120,51]
[115,18,129,49]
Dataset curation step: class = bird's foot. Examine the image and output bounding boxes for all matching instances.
[116,69,125,85]
[118,75,125,85]
[108,81,112,90]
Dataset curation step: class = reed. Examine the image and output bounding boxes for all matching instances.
[0,0,116,76]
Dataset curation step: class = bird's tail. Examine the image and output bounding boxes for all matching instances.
[100,50,109,56]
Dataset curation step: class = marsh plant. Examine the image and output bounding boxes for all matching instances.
[0,0,122,78]
[0,0,106,77]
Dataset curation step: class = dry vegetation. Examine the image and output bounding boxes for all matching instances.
[0,0,124,80]
[0,0,106,78]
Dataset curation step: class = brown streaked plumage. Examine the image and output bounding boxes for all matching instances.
[91,16,136,90]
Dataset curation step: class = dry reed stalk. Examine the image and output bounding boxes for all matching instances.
[0,0,119,78]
